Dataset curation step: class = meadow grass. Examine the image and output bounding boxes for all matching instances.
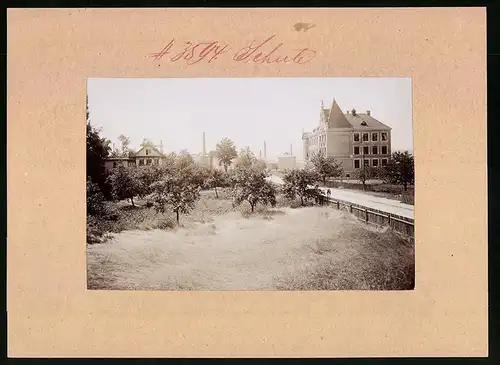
[87,192,414,291]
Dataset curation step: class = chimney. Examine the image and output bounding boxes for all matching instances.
[160,140,163,154]
[264,141,267,159]
[290,144,293,156]
[321,100,324,110]
[202,132,206,155]
[366,110,371,116]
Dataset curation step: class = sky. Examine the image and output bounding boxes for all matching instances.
[87,77,413,161]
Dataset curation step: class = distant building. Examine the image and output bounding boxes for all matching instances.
[104,140,166,174]
[302,99,392,178]
[277,153,296,170]
[104,133,225,174]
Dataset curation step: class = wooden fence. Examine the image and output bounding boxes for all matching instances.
[320,195,414,237]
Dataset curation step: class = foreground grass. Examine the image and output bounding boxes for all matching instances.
[87,194,414,291]
[274,218,414,290]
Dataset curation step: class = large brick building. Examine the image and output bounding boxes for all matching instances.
[302,99,392,178]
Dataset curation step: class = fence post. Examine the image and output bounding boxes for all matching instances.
[388,213,391,227]
[337,201,340,210]
[365,208,369,222]
[350,204,352,214]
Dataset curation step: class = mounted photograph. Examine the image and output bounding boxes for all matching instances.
[86,77,415,291]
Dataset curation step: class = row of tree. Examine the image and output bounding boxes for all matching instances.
[87,101,414,225]
[94,149,276,223]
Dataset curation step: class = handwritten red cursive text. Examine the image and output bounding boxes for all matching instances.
[149,36,316,66]
[149,39,231,65]
[233,35,316,64]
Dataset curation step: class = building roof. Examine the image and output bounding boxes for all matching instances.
[106,156,132,161]
[345,113,392,131]
[326,100,352,128]
[322,108,330,120]
[304,99,392,135]
[135,144,164,156]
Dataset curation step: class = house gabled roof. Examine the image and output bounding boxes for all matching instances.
[326,99,352,128]
[345,113,392,131]
[134,144,164,156]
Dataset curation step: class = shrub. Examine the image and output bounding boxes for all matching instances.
[151,216,177,230]
[401,190,415,205]
[87,215,106,244]
[86,178,108,217]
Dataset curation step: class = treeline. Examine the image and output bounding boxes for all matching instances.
[87,146,279,223]
[87,104,414,231]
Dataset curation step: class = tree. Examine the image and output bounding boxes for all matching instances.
[381,151,415,191]
[231,166,277,212]
[205,168,227,198]
[216,137,238,172]
[355,165,375,191]
[135,164,162,199]
[254,159,268,171]
[86,97,111,196]
[86,177,107,217]
[109,144,121,157]
[150,167,201,224]
[140,138,155,147]
[106,165,142,207]
[234,147,269,173]
[176,149,196,168]
[310,151,343,186]
[282,168,320,206]
[118,135,131,157]
[235,146,256,168]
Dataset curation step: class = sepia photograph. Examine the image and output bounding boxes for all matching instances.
[86,77,415,291]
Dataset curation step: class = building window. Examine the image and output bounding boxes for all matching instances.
[139,159,144,166]
[364,159,370,167]
[146,159,152,165]
[381,158,388,166]
[381,132,388,141]
[371,132,378,142]
[354,146,360,155]
[154,159,159,165]
[372,158,379,167]
[353,133,360,142]
[381,146,388,155]
[372,146,378,155]
[345,173,350,178]
[146,149,150,155]
[113,162,117,168]
[354,159,360,169]
[363,146,369,155]
[128,161,135,167]
[362,133,369,142]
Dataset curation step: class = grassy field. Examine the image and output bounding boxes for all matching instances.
[87,189,414,291]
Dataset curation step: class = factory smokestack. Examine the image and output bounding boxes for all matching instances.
[290,144,293,156]
[202,132,206,155]
[264,141,267,159]
[259,150,262,158]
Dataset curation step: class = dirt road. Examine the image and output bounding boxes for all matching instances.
[267,174,414,219]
